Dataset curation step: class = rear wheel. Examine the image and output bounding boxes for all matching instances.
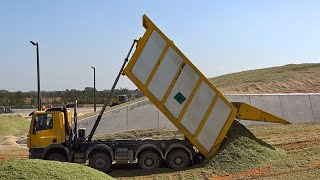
[46,152,67,162]
[138,151,161,170]
[89,153,112,172]
[166,149,190,169]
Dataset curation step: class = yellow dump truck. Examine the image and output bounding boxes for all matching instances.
[27,15,290,172]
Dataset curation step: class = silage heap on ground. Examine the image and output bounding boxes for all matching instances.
[0,159,114,180]
[94,122,285,174]
[93,128,184,140]
[207,121,285,174]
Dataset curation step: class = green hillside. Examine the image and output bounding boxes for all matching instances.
[209,63,320,94]
[0,115,29,137]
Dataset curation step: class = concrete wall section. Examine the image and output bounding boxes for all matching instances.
[77,107,128,136]
[158,111,176,129]
[249,95,283,117]
[98,107,128,134]
[280,95,314,123]
[247,95,283,125]
[310,94,320,121]
[128,100,159,129]
[225,95,250,104]
[77,115,96,136]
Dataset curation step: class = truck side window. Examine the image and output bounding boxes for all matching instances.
[35,114,53,131]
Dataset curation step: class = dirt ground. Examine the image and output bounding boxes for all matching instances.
[1,121,320,179]
[0,136,28,161]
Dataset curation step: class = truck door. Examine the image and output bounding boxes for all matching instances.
[29,113,55,148]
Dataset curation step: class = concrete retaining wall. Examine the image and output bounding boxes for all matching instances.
[78,93,320,135]
[227,94,320,124]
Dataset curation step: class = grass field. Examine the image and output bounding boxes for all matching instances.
[210,63,320,94]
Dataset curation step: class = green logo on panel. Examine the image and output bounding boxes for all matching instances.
[174,92,186,104]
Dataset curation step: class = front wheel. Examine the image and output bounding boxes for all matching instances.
[89,153,112,172]
[46,152,67,162]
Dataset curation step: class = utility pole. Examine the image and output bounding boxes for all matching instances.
[30,41,41,111]
[91,66,96,112]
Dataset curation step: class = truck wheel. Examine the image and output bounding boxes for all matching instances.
[89,153,112,172]
[166,149,190,169]
[138,151,161,170]
[46,153,67,162]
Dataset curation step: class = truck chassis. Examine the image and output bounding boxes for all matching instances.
[30,138,197,172]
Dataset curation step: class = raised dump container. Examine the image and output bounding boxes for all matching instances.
[124,15,238,158]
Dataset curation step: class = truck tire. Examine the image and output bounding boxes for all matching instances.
[89,153,112,172]
[166,149,190,169]
[46,152,67,162]
[138,151,161,170]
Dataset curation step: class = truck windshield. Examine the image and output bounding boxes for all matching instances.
[35,114,53,131]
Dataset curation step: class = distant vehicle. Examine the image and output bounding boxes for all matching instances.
[110,95,129,107]
[0,107,12,114]
[5,107,12,113]
[65,102,75,108]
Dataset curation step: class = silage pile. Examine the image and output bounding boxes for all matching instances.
[93,128,184,140]
[206,121,285,173]
[0,159,114,180]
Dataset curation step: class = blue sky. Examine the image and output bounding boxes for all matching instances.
[0,1,319,91]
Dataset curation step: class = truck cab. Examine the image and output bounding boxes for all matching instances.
[27,107,72,161]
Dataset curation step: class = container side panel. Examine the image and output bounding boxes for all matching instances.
[124,15,238,157]
[132,30,166,84]
[148,47,183,101]
[180,81,216,135]
[164,64,199,119]
[197,98,232,152]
